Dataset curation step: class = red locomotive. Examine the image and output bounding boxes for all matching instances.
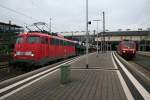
[13,32,76,68]
[117,40,136,59]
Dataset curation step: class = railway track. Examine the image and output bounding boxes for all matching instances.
[0,54,11,71]
[0,62,9,70]
[0,61,25,82]
[133,60,150,72]
[133,54,150,71]
[0,54,85,99]
[0,54,84,83]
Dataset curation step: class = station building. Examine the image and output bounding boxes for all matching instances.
[0,21,24,55]
[64,30,150,51]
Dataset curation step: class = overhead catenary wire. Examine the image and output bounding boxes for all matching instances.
[0,3,80,33]
[0,3,74,35]
[0,3,39,22]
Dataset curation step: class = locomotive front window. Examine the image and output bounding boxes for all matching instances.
[27,36,40,44]
[16,37,24,44]
[123,41,135,48]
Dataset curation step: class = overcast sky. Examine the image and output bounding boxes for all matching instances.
[0,0,150,32]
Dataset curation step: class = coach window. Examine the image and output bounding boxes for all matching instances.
[63,41,66,46]
[68,42,70,46]
[45,38,48,44]
[50,38,54,45]
[58,39,60,45]
[67,41,69,46]
[56,39,59,45]
[51,38,54,45]
[58,40,60,45]
[71,43,74,46]
[55,39,59,45]
[64,41,67,46]
[27,36,40,44]
[59,40,61,45]
[70,42,72,46]
[63,40,65,46]
[49,38,51,44]
[62,40,64,45]
[41,37,48,44]
[51,38,58,45]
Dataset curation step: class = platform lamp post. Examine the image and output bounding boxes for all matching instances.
[93,19,101,55]
[102,11,105,53]
[85,0,91,69]
[71,31,74,40]
[106,29,109,51]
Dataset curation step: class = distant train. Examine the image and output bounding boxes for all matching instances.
[13,32,77,69]
[117,40,136,59]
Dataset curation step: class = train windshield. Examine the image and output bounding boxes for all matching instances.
[16,36,24,44]
[27,36,40,44]
[123,41,135,48]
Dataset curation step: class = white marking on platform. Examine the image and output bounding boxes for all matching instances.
[0,69,59,100]
[0,55,83,100]
[113,52,150,100]
[111,52,134,100]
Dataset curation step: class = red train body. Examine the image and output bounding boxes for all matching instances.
[13,32,76,67]
[117,41,136,59]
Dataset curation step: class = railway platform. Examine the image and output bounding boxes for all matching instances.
[138,51,150,57]
[1,52,148,100]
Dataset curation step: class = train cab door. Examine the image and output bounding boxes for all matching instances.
[55,39,59,58]
[41,37,49,62]
[49,38,55,59]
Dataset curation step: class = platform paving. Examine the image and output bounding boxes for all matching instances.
[4,52,127,100]
[71,52,116,69]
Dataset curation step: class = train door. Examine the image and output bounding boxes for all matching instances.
[59,40,63,58]
[41,37,49,61]
[55,39,59,58]
[45,38,49,58]
[61,40,65,58]
[50,38,55,59]
[63,41,66,58]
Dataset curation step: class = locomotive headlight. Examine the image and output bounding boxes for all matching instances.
[15,51,21,55]
[122,50,126,53]
[14,52,17,56]
[14,51,34,57]
[31,53,34,57]
[15,51,34,56]
[132,50,135,53]
[30,52,34,56]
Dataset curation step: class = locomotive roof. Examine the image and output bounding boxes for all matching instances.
[120,40,135,44]
[18,32,76,43]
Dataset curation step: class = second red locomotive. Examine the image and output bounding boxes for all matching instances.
[117,40,136,59]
